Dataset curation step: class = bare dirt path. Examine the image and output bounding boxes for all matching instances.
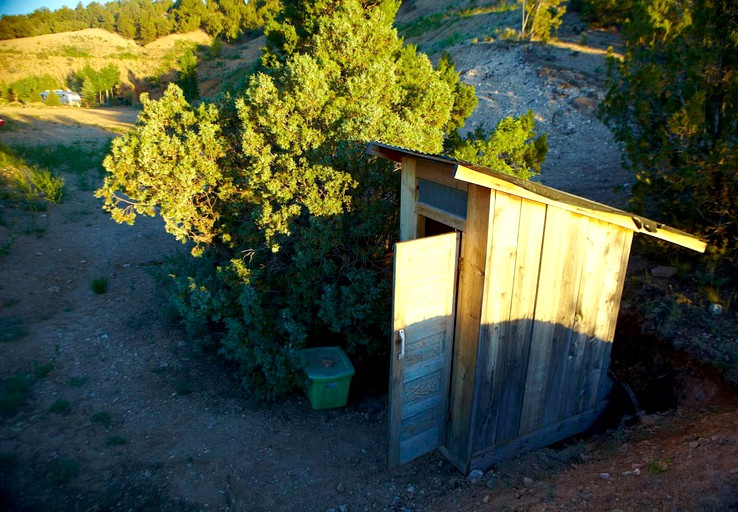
[0,106,139,147]
[1,38,737,512]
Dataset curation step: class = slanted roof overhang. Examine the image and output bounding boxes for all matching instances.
[367,141,706,253]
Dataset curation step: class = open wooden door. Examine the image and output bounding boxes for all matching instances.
[389,232,460,468]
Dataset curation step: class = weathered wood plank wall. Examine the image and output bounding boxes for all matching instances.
[470,194,633,459]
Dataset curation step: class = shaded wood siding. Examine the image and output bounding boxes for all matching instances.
[471,193,633,454]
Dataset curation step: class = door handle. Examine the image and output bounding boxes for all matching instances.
[398,329,406,360]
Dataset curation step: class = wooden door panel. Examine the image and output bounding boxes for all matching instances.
[389,232,459,467]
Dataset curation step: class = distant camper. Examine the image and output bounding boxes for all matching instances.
[40,90,82,107]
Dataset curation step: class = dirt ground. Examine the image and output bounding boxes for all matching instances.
[2,28,738,512]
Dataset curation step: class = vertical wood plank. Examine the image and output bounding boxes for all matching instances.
[519,207,579,433]
[541,211,590,426]
[400,156,418,242]
[595,228,633,406]
[519,206,558,434]
[575,223,633,413]
[472,191,522,451]
[494,198,547,443]
[444,184,490,471]
[560,218,606,420]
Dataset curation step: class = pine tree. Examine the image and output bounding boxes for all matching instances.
[176,48,199,102]
[45,89,62,106]
[600,0,738,255]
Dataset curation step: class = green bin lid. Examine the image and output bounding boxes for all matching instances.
[299,346,355,380]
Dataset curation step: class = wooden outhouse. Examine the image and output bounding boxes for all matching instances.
[367,142,706,473]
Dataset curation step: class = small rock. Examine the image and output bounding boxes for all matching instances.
[633,468,641,476]
[571,96,597,112]
[600,473,610,479]
[689,440,700,449]
[639,414,658,426]
[708,303,723,315]
[100,333,109,339]
[651,266,677,278]
[406,484,415,493]
[622,471,632,477]
[339,505,348,512]
[48,286,61,293]
[467,469,484,484]
[523,477,535,487]
[335,483,345,493]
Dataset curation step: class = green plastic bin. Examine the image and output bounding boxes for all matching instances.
[299,346,355,410]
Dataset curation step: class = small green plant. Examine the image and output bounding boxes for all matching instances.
[90,411,112,427]
[208,38,223,59]
[33,360,54,378]
[499,26,519,39]
[0,238,14,256]
[47,458,80,485]
[91,277,109,294]
[105,435,126,446]
[0,316,26,342]
[174,380,192,396]
[28,168,65,203]
[68,375,88,387]
[703,285,721,304]
[60,45,92,58]
[48,399,72,414]
[0,373,32,414]
[646,458,670,475]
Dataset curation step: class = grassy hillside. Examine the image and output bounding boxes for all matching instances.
[0,27,263,103]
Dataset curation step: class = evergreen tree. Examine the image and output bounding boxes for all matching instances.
[173,0,206,33]
[450,111,548,180]
[45,89,62,106]
[98,0,548,399]
[600,0,738,256]
[176,48,199,101]
[203,0,225,37]
[218,0,246,41]
[520,0,566,43]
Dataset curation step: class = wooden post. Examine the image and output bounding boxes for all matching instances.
[442,184,490,471]
[400,157,419,241]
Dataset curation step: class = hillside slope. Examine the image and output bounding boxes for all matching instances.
[0,28,212,103]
